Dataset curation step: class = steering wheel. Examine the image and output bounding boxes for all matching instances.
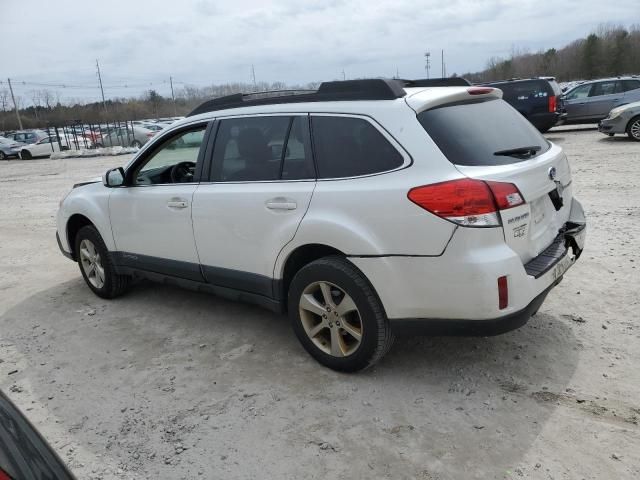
[170,161,196,183]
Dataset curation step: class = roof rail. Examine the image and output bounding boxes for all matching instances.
[187,79,406,117]
[398,77,471,87]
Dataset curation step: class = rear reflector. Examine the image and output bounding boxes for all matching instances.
[467,87,494,95]
[407,178,525,227]
[548,95,557,113]
[498,276,508,310]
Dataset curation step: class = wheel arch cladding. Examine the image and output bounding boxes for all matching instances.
[279,244,345,307]
[66,214,96,260]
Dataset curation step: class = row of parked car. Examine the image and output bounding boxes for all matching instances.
[479,75,640,140]
[0,117,183,160]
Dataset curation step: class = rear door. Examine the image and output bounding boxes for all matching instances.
[192,115,315,297]
[418,99,572,265]
[587,80,623,118]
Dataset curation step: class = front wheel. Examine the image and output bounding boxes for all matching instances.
[627,116,640,141]
[75,225,130,299]
[19,150,32,160]
[288,256,394,372]
[0,151,6,160]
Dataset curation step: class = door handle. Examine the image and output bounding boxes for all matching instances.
[167,198,188,209]
[265,197,297,210]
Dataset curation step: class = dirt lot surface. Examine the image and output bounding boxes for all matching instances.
[1,127,639,479]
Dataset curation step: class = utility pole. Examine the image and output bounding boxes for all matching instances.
[251,64,257,92]
[342,69,346,81]
[96,59,107,114]
[424,51,431,79]
[7,78,22,130]
[441,50,444,77]
[170,76,177,116]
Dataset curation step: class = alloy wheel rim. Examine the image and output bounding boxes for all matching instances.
[631,120,640,139]
[79,239,105,289]
[299,281,363,357]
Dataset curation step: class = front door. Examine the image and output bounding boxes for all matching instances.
[192,115,316,297]
[109,124,209,281]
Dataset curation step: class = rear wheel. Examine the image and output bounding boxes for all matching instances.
[288,256,394,372]
[20,150,32,160]
[627,116,640,141]
[75,225,130,299]
[131,140,142,148]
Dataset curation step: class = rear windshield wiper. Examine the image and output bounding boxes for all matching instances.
[494,145,541,158]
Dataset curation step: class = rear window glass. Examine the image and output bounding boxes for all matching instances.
[418,99,550,166]
[311,116,403,178]
[486,81,550,102]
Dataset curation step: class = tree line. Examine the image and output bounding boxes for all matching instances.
[0,81,319,132]
[462,24,640,83]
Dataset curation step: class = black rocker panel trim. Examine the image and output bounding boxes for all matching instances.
[111,252,274,299]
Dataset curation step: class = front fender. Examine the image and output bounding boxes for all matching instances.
[58,183,114,252]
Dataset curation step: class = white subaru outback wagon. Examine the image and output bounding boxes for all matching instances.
[56,78,586,372]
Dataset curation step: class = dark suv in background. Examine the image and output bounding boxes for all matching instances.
[480,77,562,132]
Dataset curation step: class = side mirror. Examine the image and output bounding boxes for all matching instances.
[103,167,125,187]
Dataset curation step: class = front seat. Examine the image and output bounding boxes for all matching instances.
[228,128,277,181]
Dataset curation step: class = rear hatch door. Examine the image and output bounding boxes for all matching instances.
[417,97,572,264]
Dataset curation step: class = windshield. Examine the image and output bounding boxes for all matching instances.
[417,99,550,166]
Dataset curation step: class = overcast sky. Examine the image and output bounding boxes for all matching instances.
[2,0,637,103]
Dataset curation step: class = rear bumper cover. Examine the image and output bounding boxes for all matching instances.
[389,278,559,336]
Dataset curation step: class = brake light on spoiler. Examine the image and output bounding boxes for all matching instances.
[408,178,524,227]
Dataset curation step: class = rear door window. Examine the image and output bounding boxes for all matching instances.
[211,116,314,182]
[418,99,550,166]
[590,81,618,97]
[310,116,403,178]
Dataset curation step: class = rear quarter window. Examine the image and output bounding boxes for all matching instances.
[418,99,550,166]
[311,116,404,178]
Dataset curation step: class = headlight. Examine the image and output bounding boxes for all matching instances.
[608,108,624,120]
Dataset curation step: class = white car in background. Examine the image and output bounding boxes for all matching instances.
[19,135,92,159]
[56,78,586,371]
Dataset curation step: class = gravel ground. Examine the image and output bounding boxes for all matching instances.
[0,127,638,479]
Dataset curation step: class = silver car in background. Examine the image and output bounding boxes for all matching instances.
[561,77,640,124]
[598,101,640,141]
[98,126,156,148]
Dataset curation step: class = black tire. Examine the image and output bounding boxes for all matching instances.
[0,151,6,160]
[20,150,32,160]
[288,256,394,372]
[75,225,130,299]
[131,140,142,148]
[626,115,640,141]
[538,126,551,133]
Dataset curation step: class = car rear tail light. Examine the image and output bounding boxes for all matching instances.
[498,276,508,309]
[146,132,154,137]
[548,95,557,112]
[0,468,13,480]
[485,181,525,210]
[407,179,525,227]
[467,87,494,95]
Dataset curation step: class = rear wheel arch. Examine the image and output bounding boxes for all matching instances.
[66,214,96,260]
[279,244,345,309]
